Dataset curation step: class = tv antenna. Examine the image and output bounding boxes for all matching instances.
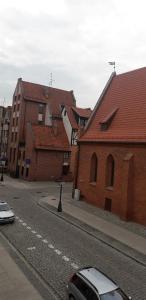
[49,72,55,87]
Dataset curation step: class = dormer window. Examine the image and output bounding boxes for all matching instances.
[99,107,118,131]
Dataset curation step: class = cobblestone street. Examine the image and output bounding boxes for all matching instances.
[0,176,146,299]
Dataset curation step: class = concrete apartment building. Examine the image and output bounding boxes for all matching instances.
[75,67,146,226]
[0,106,11,165]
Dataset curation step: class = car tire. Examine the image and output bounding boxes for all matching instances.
[69,296,75,300]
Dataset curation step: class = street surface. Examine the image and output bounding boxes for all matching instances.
[0,177,146,300]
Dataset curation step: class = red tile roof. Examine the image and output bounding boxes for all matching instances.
[72,107,92,118]
[65,105,78,129]
[22,81,75,115]
[32,120,70,151]
[80,67,146,143]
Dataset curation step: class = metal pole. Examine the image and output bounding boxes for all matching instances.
[1,166,3,182]
[57,183,63,212]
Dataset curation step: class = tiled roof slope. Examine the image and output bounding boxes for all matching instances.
[22,81,75,115]
[80,67,146,143]
[72,107,92,118]
[32,120,70,151]
[65,105,78,129]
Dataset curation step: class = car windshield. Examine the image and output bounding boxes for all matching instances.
[0,204,10,211]
[100,288,129,300]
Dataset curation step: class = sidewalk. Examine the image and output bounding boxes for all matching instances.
[0,235,43,300]
[40,195,146,257]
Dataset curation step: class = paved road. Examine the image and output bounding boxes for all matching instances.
[0,180,146,300]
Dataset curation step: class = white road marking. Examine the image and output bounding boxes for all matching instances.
[31,230,37,234]
[54,249,62,255]
[42,239,48,244]
[27,226,31,230]
[22,223,27,226]
[19,219,23,223]
[36,234,42,239]
[71,263,79,269]
[62,256,70,262]
[48,244,54,249]
[27,246,36,251]
[16,216,19,220]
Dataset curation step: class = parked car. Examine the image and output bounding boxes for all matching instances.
[0,201,15,224]
[66,266,132,300]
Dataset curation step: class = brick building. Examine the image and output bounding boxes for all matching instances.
[0,106,11,165]
[8,78,77,181]
[75,67,146,226]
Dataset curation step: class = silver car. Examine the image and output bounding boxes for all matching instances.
[0,201,15,224]
[66,267,132,300]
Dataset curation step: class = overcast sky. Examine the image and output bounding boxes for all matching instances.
[0,0,146,108]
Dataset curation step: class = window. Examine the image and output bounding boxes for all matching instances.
[17,103,20,111]
[13,149,16,162]
[71,275,97,300]
[64,152,70,159]
[10,148,12,162]
[21,166,24,176]
[15,132,17,142]
[26,167,29,177]
[38,104,45,114]
[90,153,98,183]
[106,154,115,187]
[64,109,67,116]
[16,117,18,126]
[11,132,14,142]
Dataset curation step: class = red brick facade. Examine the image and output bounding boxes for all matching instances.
[76,68,146,225]
[8,79,75,181]
[77,143,146,225]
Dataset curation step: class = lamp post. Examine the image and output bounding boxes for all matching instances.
[1,166,3,182]
[57,182,63,212]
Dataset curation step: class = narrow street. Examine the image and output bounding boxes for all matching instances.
[0,177,146,300]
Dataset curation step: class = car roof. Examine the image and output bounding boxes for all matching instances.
[79,267,118,295]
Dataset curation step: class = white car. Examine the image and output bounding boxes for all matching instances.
[0,201,15,224]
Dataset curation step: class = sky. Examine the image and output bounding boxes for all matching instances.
[0,0,146,109]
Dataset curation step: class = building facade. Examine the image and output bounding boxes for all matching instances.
[75,67,146,226]
[0,106,11,165]
[8,78,76,181]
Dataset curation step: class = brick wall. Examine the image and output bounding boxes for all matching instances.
[76,142,146,226]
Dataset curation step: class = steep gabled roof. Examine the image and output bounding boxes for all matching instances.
[65,105,78,129]
[32,120,70,151]
[72,107,92,118]
[21,80,75,115]
[80,67,146,143]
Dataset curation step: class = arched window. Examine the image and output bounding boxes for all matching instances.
[90,153,98,183]
[106,154,115,187]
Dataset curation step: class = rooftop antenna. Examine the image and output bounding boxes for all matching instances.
[108,61,116,72]
[49,72,55,87]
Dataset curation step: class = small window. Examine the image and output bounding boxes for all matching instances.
[15,132,17,142]
[13,149,16,162]
[64,109,67,116]
[26,167,29,177]
[38,104,45,114]
[21,166,24,176]
[64,152,70,159]
[104,198,112,211]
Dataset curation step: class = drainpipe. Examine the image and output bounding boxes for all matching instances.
[72,142,80,198]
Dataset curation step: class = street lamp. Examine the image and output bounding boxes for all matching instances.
[57,182,63,212]
[1,166,3,182]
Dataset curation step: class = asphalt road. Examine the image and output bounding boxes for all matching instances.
[0,178,146,300]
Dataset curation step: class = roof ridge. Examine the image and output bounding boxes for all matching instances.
[117,66,146,78]
[22,80,72,94]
